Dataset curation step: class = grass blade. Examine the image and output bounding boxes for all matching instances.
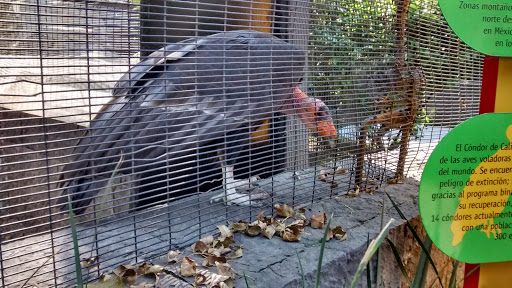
[385,192,444,288]
[412,235,432,288]
[68,195,83,288]
[243,271,251,288]
[350,218,395,288]
[457,264,480,286]
[366,234,372,288]
[385,238,411,286]
[21,248,62,288]
[448,261,459,288]
[296,250,306,288]
[315,214,332,288]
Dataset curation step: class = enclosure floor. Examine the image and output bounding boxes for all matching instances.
[1,127,449,287]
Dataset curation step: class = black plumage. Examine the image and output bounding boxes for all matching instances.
[58,30,336,214]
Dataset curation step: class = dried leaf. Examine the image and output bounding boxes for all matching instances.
[192,241,209,253]
[149,266,163,274]
[273,221,286,233]
[326,229,334,241]
[195,273,207,285]
[275,204,295,218]
[113,265,137,285]
[217,225,233,238]
[257,211,264,222]
[137,263,164,275]
[348,186,360,197]
[81,256,99,269]
[87,274,122,288]
[216,235,235,248]
[245,222,261,237]
[228,246,243,259]
[290,214,309,229]
[282,225,302,242]
[216,262,234,279]
[298,207,306,214]
[205,272,231,287]
[203,255,227,267]
[262,224,276,239]
[262,215,275,225]
[332,226,347,241]
[167,250,182,264]
[310,212,327,229]
[180,257,197,277]
[130,282,154,288]
[230,221,248,232]
[209,246,231,257]
[219,281,235,288]
[200,235,215,245]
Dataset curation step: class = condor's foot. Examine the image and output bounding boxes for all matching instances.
[209,176,270,206]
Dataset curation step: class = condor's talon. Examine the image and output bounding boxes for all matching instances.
[209,193,226,204]
[209,189,265,207]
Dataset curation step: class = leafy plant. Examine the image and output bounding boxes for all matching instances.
[350,219,395,288]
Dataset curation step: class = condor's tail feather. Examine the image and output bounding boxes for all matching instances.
[56,148,124,215]
[57,176,110,215]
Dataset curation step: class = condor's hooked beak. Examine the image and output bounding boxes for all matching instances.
[292,87,337,148]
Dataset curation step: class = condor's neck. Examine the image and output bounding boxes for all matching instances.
[279,88,309,115]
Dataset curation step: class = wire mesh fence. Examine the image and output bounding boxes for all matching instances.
[0,0,482,286]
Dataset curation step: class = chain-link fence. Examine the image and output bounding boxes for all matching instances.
[0,0,482,286]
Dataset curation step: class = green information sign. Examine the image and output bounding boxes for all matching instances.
[419,113,512,263]
[438,0,512,57]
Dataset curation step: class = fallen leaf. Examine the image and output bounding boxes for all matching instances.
[192,241,209,253]
[228,246,243,259]
[217,225,233,238]
[230,221,248,232]
[290,214,309,229]
[200,235,215,246]
[348,186,360,197]
[167,250,182,264]
[137,263,164,275]
[195,273,207,285]
[209,246,231,257]
[216,235,235,248]
[262,224,276,239]
[332,226,347,241]
[81,256,99,269]
[113,264,137,285]
[180,257,197,277]
[318,173,327,181]
[257,211,264,222]
[130,282,154,288]
[86,273,122,288]
[216,262,234,279]
[245,222,261,237]
[203,255,227,267]
[158,274,191,287]
[275,204,295,218]
[326,229,334,241]
[273,221,286,233]
[204,272,231,287]
[282,225,302,242]
[310,212,327,229]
